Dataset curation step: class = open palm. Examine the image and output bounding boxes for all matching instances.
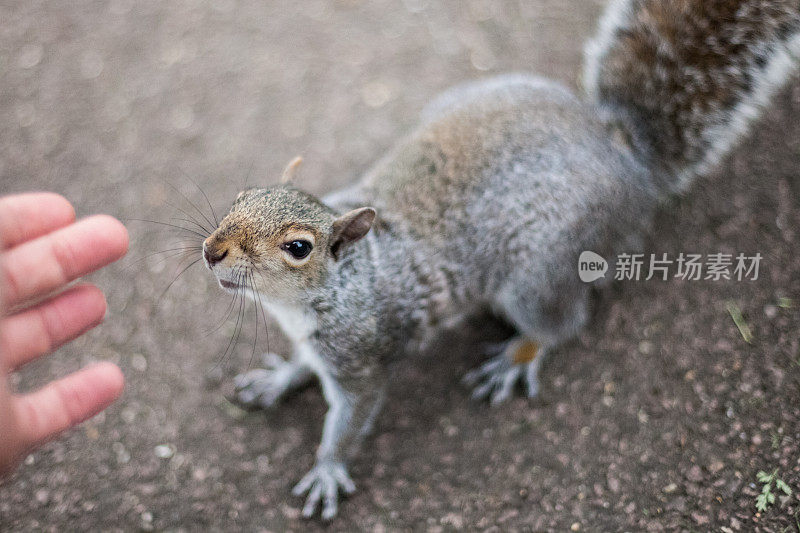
[0,193,128,475]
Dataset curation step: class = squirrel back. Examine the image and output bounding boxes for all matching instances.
[584,0,800,193]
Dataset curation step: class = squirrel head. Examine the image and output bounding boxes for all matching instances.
[203,180,376,303]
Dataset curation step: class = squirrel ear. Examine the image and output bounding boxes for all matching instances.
[280,156,303,184]
[330,207,376,258]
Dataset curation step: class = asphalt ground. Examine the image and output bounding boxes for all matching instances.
[1,1,799,531]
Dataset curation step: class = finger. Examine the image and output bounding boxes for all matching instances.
[0,193,75,249]
[15,362,124,447]
[293,470,316,496]
[471,379,495,401]
[1,284,107,371]
[302,483,322,517]
[322,482,338,521]
[333,466,356,494]
[489,366,520,406]
[1,215,128,309]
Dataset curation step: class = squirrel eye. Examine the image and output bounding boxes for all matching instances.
[282,240,312,260]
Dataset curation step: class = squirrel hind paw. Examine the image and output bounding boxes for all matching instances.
[462,338,544,404]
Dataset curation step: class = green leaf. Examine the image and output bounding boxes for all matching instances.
[768,492,776,504]
[776,479,793,496]
[757,470,772,483]
[756,493,769,512]
[726,302,753,343]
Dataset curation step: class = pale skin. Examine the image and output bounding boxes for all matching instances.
[0,192,128,476]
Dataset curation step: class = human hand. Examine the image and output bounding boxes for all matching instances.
[0,193,128,476]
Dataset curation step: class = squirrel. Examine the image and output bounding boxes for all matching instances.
[200,0,800,520]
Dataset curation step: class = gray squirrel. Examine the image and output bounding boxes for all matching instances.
[200,0,800,519]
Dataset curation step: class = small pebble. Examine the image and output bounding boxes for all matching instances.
[362,81,392,108]
[691,512,709,525]
[35,489,49,505]
[470,48,496,71]
[154,445,174,459]
[131,353,147,372]
[170,104,194,130]
[79,51,104,79]
[281,504,301,520]
[120,408,136,424]
[16,103,36,127]
[17,44,43,69]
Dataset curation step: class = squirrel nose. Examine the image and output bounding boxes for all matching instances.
[203,241,228,267]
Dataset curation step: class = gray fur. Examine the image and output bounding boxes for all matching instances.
[202,0,800,519]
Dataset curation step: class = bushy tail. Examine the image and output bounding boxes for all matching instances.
[584,0,800,193]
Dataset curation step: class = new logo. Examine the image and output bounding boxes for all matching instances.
[578,251,608,282]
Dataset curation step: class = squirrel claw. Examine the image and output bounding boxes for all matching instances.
[234,353,311,408]
[293,461,355,520]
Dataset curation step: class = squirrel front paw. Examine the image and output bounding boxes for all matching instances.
[234,353,313,408]
[292,460,356,520]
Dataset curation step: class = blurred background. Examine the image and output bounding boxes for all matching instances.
[1,0,799,530]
